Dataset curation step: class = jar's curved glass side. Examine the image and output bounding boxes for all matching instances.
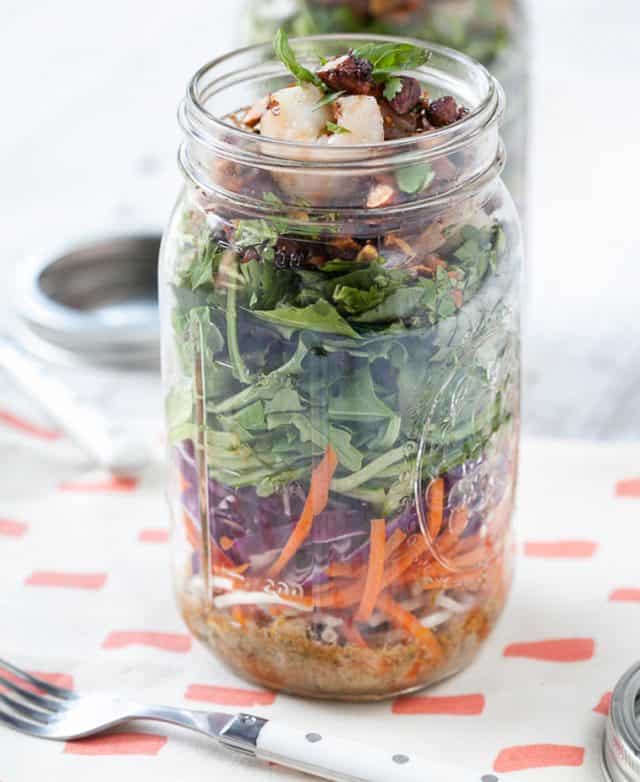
[162,177,520,699]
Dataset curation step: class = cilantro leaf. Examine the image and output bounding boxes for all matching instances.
[351,42,430,78]
[326,121,350,135]
[383,76,403,101]
[312,89,345,111]
[273,28,323,89]
[395,163,436,194]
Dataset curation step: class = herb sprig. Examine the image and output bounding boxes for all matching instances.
[273,29,324,89]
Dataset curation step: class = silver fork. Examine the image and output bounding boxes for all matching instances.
[0,657,473,782]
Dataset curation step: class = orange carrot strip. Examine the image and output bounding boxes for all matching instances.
[377,592,443,660]
[324,529,406,582]
[325,562,362,579]
[385,529,407,559]
[220,535,234,551]
[382,535,429,588]
[313,580,364,609]
[449,506,469,537]
[426,478,445,540]
[355,519,387,622]
[211,539,236,570]
[268,446,338,578]
[342,621,368,649]
[231,607,245,626]
[451,545,491,569]
[183,512,200,550]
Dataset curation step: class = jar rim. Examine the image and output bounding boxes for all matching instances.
[181,33,503,165]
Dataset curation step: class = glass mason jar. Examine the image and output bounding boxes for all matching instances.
[245,0,528,218]
[161,35,522,700]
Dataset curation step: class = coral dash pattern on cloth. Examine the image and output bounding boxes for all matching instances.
[1,400,639,781]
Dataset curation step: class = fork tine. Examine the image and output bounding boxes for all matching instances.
[0,692,54,725]
[0,676,66,713]
[0,658,76,700]
[0,707,47,736]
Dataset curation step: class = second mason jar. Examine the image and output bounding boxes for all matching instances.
[161,35,522,700]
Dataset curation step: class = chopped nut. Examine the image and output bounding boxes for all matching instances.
[388,77,422,115]
[366,183,396,208]
[317,53,375,95]
[384,233,416,258]
[244,96,269,127]
[356,243,379,263]
[329,236,362,260]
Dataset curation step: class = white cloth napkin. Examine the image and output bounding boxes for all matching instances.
[1,378,639,781]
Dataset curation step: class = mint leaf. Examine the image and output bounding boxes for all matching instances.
[395,163,436,194]
[383,76,403,101]
[273,28,323,89]
[326,121,350,135]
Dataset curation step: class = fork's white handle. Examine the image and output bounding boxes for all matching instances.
[254,720,471,782]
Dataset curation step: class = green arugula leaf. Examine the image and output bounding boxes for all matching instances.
[234,219,279,250]
[395,163,436,194]
[251,299,360,338]
[273,28,323,88]
[329,364,394,420]
[326,121,350,135]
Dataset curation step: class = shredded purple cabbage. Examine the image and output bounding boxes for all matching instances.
[177,437,509,586]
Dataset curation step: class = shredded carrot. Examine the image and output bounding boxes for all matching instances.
[355,519,387,622]
[426,478,445,540]
[179,471,192,493]
[385,529,407,559]
[342,621,368,649]
[325,562,362,579]
[220,535,234,551]
[268,446,338,578]
[313,580,364,609]
[211,538,236,569]
[449,506,469,537]
[231,606,245,626]
[377,592,443,659]
[451,544,491,569]
[183,512,200,550]
[324,529,406,582]
[382,535,429,588]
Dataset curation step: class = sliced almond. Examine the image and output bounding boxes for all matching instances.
[244,96,269,127]
[366,183,395,209]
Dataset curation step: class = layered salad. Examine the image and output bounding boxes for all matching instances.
[165,32,520,699]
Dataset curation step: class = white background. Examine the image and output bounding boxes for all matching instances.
[2,0,639,439]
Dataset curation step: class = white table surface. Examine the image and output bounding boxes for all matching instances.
[1,0,639,438]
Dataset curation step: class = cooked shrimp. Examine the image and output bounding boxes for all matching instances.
[259,87,384,202]
[328,95,384,146]
[260,84,331,143]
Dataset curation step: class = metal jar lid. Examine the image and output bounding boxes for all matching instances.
[14,233,161,368]
[602,662,640,782]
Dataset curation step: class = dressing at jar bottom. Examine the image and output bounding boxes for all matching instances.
[180,557,512,701]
